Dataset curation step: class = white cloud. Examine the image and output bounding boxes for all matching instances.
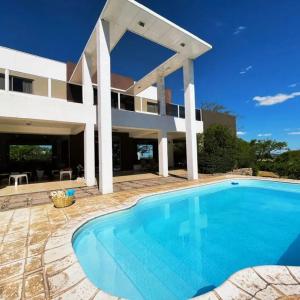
[253,91,300,106]
[237,131,246,136]
[288,83,297,88]
[233,26,246,35]
[288,131,300,135]
[240,65,252,75]
[258,133,272,137]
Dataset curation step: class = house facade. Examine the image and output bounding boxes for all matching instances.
[0,0,235,194]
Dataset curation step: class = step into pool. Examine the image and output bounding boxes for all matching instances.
[72,179,300,300]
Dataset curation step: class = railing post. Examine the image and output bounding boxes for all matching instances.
[5,69,9,92]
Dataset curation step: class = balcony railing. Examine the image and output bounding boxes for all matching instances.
[110,91,202,121]
[166,103,202,121]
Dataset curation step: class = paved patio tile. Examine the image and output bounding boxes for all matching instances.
[25,255,42,273]
[24,272,45,299]
[229,268,267,296]
[254,266,298,285]
[47,262,86,296]
[254,285,283,300]
[0,278,23,300]
[0,259,25,283]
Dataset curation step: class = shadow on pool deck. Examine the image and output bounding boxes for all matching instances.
[278,234,300,265]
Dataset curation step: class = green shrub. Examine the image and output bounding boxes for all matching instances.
[198,125,236,173]
[273,151,300,179]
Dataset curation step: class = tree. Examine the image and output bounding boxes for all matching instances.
[235,138,256,168]
[273,150,300,179]
[198,124,236,173]
[249,139,288,161]
[201,101,232,115]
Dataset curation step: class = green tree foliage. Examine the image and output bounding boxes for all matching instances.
[200,101,232,115]
[249,139,288,161]
[235,138,256,168]
[273,151,300,179]
[198,125,236,173]
[10,145,52,161]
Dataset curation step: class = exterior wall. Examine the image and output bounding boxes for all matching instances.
[0,90,96,125]
[112,108,203,133]
[202,110,237,134]
[0,46,66,81]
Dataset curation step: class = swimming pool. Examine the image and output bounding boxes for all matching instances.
[72,179,300,300]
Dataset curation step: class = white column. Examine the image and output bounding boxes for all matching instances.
[96,19,113,194]
[82,53,96,186]
[157,75,166,115]
[84,122,96,186]
[5,69,9,92]
[183,59,198,180]
[82,53,94,106]
[48,78,52,98]
[168,139,174,168]
[158,130,168,177]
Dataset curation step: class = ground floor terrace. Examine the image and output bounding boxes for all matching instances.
[0,175,300,300]
[0,126,190,191]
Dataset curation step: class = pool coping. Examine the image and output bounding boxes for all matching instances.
[43,176,300,299]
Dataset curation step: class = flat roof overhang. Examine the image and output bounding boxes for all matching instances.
[69,0,212,94]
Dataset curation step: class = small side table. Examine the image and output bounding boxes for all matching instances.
[60,170,72,181]
[9,174,28,187]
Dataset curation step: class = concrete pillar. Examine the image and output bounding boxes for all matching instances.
[5,69,9,92]
[82,53,96,186]
[183,59,198,180]
[158,130,168,177]
[84,122,96,186]
[157,75,166,115]
[96,19,113,194]
[48,78,52,98]
[82,54,94,106]
[168,139,174,168]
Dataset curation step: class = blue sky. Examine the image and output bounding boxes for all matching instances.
[0,0,299,149]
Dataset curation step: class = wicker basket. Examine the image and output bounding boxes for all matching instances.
[52,196,74,208]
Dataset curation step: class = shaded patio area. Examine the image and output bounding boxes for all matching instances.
[0,170,198,211]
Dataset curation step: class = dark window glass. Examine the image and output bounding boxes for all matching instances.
[179,106,185,118]
[67,84,82,103]
[0,74,4,90]
[111,92,118,108]
[120,94,134,111]
[147,102,158,113]
[94,89,118,107]
[166,103,178,117]
[9,76,33,94]
[195,109,201,121]
[93,88,98,105]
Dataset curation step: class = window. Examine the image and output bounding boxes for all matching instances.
[137,144,153,160]
[179,106,185,118]
[147,102,158,113]
[120,94,134,111]
[9,145,52,161]
[195,109,201,121]
[9,76,33,94]
[166,103,178,117]
[111,92,118,108]
[0,74,4,90]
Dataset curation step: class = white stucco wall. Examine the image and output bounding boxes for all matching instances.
[112,108,203,133]
[0,90,96,125]
[0,46,66,81]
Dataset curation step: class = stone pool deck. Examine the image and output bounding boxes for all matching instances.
[0,175,300,300]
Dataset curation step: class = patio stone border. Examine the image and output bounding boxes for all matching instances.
[42,176,300,300]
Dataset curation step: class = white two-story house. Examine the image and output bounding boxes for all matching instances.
[0,0,235,194]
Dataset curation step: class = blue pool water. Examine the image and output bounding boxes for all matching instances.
[73,179,300,299]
